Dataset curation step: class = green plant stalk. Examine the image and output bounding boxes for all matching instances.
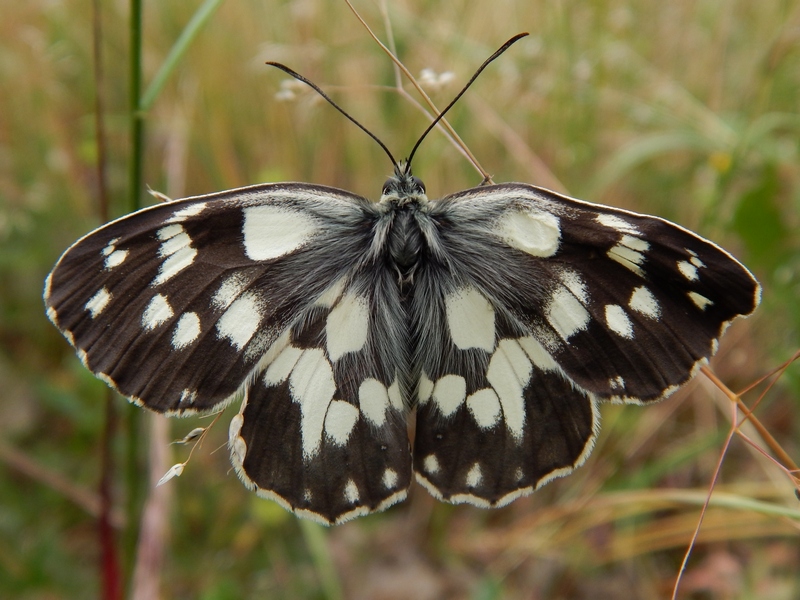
[123,0,227,590]
[124,0,144,590]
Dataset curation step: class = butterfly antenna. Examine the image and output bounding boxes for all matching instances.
[404,32,529,176]
[267,62,399,167]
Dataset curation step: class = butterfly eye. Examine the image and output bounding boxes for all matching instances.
[382,179,395,196]
[411,176,426,195]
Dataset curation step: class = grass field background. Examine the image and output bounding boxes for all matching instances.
[2,0,799,598]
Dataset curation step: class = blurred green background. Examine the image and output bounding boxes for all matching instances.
[2,0,799,598]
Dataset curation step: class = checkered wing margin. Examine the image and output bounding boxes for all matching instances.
[412,183,760,505]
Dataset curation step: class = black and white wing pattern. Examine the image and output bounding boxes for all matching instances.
[411,183,760,506]
[45,170,759,524]
[45,183,412,524]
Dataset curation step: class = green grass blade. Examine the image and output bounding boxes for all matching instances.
[140,0,227,112]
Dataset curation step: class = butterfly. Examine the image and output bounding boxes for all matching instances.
[44,35,760,525]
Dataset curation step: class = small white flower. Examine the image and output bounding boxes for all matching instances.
[418,69,455,90]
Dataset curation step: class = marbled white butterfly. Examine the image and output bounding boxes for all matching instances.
[44,35,760,525]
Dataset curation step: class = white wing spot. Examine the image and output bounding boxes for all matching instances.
[466,388,501,429]
[85,287,111,318]
[387,379,403,410]
[418,372,434,404]
[303,489,313,502]
[496,208,561,257]
[158,231,192,257]
[382,468,398,489]
[620,235,649,252]
[358,378,389,427]
[690,255,705,268]
[216,292,262,350]
[142,294,173,330]
[324,400,359,446]
[242,205,319,260]
[466,463,483,488]
[518,336,559,371]
[629,286,660,319]
[104,249,128,269]
[546,287,590,340]
[596,214,640,235]
[212,273,249,310]
[172,312,201,349]
[605,304,634,339]
[264,344,303,386]
[688,292,713,310]
[677,260,699,281]
[153,245,197,286]
[608,243,645,275]
[326,293,369,361]
[344,479,360,504]
[165,202,207,224]
[558,269,588,303]
[445,286,495,351]
[156,224,184,240]
[486,339,531,440]
[423,454,440,474]
[609,376,625,390]
[289,349,336,459]
[432,374,467,417]
[101,238,119,255]
[513,467,524,482]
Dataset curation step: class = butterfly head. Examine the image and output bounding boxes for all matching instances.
[380,161,428,206]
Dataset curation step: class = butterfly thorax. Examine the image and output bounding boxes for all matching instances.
[385,206,425,285]
[378,164,430,285]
